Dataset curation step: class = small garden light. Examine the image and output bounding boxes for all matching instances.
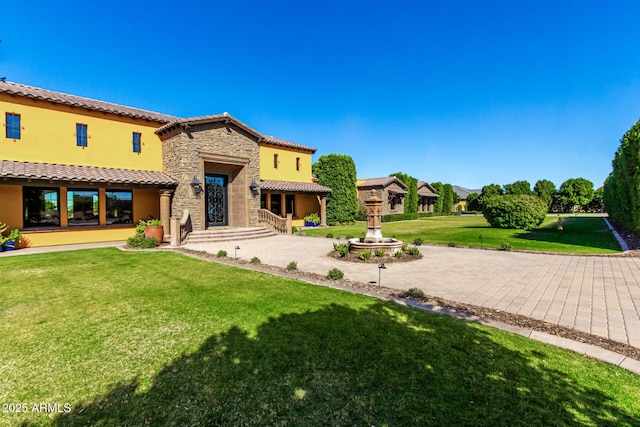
[479,234,483,249]
[234,245,240,259]
[378,263,387,287]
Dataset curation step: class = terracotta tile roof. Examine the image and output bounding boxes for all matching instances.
[155,113,264,140]
[417,181,440,197]
[0,81,178,123]
[260,179,331,194]
[357,177,408,190]
[388,187,408,195]
[261,136,317,153]
[0,160,178,186]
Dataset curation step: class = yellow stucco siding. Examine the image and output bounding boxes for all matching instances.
[0,185,23,230]
[133,189,160,223]
[259,145,313,182]
[0,94,164,171]
[296,194,321,220]
[21,227,135,247]
[0,185,159,247]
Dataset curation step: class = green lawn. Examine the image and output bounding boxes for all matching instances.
[302,215,622,254]
[1,249,639,426]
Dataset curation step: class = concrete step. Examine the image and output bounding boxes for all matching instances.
[185,227,277,244]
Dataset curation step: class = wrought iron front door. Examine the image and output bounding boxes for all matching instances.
[205,174,228,226]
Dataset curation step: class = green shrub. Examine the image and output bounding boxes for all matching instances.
[482,195,548,230]
[448,242,457,247]
[394,251,403,258]
[357,250,371,260]
[312,154,358,225]
[401,242,409,251]
[413,238,423,246]
[327,268,344,280]
[291,226,298,233]
[126,235,158,248]
[286,261,298,271]
[326,232,334,238]
[382,213,420,222]
[333,243,350,258]
[403,287,425,299]
[374,249,385,257]
[216,250,227,258]
[500,242,513,251]
[250,257,261,264]
[408,247,420,256]
[345,234,354,239]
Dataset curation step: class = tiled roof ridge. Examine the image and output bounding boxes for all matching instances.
[357,176,408,189]
[262,135,317,153]
[0,80,178,123]
[260,179,331,194]
[0,159,178,186]
[155,113,263,140]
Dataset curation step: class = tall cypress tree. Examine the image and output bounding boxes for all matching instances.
[312,154,357,225]
[390,172,418,213]
[605,118,640,231]
[431,182,444,214]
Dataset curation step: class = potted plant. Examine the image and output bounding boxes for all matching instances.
[304,212,321,227]
[141,219,164,246]
[2,228,21,250]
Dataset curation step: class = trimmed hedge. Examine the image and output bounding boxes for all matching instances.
[313,154,358,225]
[482,195,547,230]
[605,117,640,231]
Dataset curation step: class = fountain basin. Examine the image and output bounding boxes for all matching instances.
[348,237,403,256]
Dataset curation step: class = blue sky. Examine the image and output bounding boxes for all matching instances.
[3,0,640,190]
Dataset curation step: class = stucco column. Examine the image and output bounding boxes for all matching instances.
[320,195,327,227]
[170,216,181,247]
[159,190,173,240]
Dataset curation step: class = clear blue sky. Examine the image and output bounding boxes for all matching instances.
[3,0,640,190]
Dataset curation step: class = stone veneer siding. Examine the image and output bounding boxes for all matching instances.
[161,122,261,230]
[357,183,405,216]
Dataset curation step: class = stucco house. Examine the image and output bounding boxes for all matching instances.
[0,81,330,247]
[453,185,481,212]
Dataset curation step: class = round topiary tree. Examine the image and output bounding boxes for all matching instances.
[482,195,548,230]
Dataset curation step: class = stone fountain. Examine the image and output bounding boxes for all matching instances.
[349,191,403,255]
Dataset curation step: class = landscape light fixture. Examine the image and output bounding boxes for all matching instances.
[378,263,387,287]
[190,176,203,195]
[234,245,240,259]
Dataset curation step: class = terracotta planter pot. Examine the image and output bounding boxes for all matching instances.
[144,225,164,246]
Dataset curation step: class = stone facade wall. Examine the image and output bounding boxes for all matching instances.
[161,122,261,230]
[357,185,404,216]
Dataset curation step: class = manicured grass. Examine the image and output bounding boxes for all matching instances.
[2,249,639,426]
[302,215,622,254]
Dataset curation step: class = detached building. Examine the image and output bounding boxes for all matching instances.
[0,81,329,247]
[356,177,408,215]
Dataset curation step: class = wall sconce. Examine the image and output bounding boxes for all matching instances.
[190,176,203,196]
[249,180,260,195]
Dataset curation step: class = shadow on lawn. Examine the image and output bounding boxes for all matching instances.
[47,302,635,426]
[512,218,621,252]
